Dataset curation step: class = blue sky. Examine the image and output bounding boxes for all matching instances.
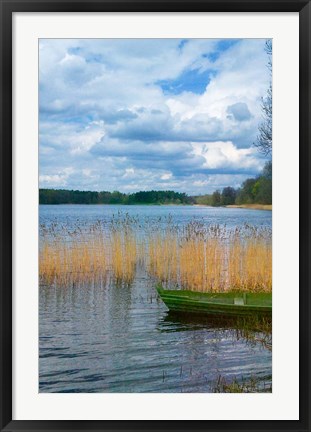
[39,38,270,194]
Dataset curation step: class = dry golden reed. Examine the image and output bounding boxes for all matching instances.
[147,227,271,293]
[40,232,108,286]
[40,217,272,293]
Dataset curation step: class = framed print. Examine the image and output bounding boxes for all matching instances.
[0,1,310,431]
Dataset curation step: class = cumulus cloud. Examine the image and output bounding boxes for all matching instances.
[227,102,252,121]
[39,167,75,187]
[39,38,270,194]
[191,141,261,171]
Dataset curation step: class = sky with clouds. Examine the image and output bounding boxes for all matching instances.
[39,38,271,195]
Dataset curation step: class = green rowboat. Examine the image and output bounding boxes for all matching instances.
[157,287,272,317]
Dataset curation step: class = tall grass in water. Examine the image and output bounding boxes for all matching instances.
[111,216,138,283]
[227,229,272,291]
[212,374,272,393]
[148,233,178,284]
[40,230,107,286]
[40,216,272,293]
[40,214,140,287]
[147,223,272,293]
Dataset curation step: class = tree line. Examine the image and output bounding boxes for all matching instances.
[194,161,272,206]
[39,189,194,205]
[39,161,271,207]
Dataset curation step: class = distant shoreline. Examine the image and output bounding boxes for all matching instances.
[39,203,190,206]
[39,202,272,210]
[226,204,272,211]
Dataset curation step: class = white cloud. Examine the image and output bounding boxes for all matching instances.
[161,173,173,180]
[191,141,262,171]
[39,167,75,187]
[123,168,135,178]
[39,38,270,194]
[39,174,66,186]
[193,180,210,187]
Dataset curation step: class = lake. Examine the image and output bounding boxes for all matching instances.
[39,205,272,393]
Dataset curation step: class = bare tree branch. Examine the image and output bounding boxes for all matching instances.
[254,40,272,156]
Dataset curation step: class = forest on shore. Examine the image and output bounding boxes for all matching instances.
[40,162,272,207]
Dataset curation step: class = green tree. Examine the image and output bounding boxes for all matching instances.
[221,187,237,206]
[252,177,272,204]
[262,160,272,180]
[194,194,212,205]
[236,179,257,204]
[211,190,222,206]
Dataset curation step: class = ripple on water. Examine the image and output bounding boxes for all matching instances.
[40,277,272,393]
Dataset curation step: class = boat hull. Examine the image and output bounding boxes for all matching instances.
[157,288,272,317]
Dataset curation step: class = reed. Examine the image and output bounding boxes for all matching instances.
[39,231,108,286]
[111,230,137,284]
[212,374,271,393]
[147,224,271,293]
[39,216,272,293]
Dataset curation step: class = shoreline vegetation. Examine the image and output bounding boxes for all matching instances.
[40,215,272,293]
[39,161,272,208]
[227,204,272,211]
[39,188,272,211]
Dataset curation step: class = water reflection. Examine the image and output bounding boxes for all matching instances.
[40,276,272,393]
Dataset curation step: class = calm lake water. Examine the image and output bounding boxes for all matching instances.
[39,205,272,393]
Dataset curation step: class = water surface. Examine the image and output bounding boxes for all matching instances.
[39,205,272,393]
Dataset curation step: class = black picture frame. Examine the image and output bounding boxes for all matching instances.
[0,1,310,431]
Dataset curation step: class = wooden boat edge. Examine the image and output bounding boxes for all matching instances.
[156,286,272,316]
